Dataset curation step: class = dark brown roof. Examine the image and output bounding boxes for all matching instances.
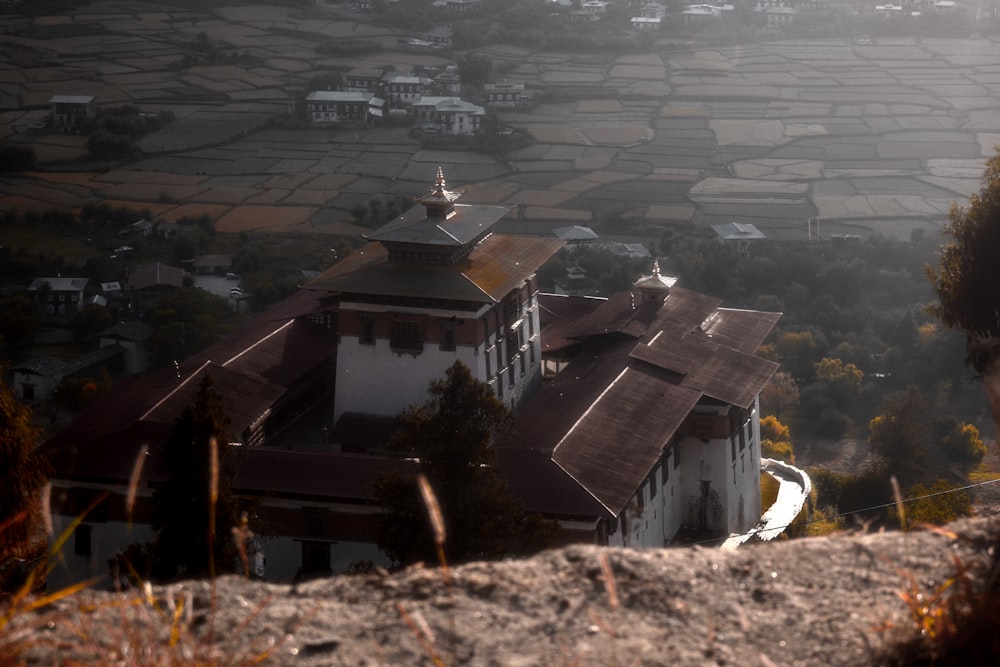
[552,370,702,515]
[537,293,606,355]
[43,287,336,475]
[308,234,563,304]
[704,308,783,354]
[527,286,781,517]
[369,202,511,247]
[236,449,416,503]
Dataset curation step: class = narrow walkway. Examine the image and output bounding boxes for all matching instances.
[721,458,812,549]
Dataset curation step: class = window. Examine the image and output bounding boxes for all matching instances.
[360,317,374,345]
[300,541,331,577]
[440,327,456,351]
[74,524,92,556]
[391,320,423,353]
[504,296,518,322]
[650,469,657,499]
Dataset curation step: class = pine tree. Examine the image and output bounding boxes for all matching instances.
[149,374,240,580]
[374,361,556,567]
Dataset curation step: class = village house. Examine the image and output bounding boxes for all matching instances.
[304,91,377,126]
[10,347,119,403]
[422,25,453,48]
[711,222,766,256]
[382,73,429,106]
[98,321,155,376]
[49,94,96,133]
[411,97,485,135]
[484,81,526,109]
[127,261,186,312]
[27,276,89,324]
[342,68,384,94]
[42,170,779,585]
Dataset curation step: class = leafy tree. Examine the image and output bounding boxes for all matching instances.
[938,421,986,472]
[896,479,973,526]
[814,357,864,407]
[927,150,1000,442]
[868,386,931,485]
[760,371,799,419]
[760,415,794,462]
[374,361,556,567]
[457,53,493,86]
[69,304,112,341]
[150,374,242,580]
[0,363,48,559]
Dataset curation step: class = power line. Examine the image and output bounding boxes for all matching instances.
[694,475,1000,548]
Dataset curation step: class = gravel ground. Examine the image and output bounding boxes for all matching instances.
[9,518,997,666]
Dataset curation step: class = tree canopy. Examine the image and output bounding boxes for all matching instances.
[149,374,242,580]
[927,150,1000,373]
[374,361,556,567]
[868,386,930,485]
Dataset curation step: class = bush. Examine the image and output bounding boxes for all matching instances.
[893,479,973,527]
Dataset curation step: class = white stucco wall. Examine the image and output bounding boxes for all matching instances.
[48,516,156,590]
[257,536,390,582]
[334,337,482,421]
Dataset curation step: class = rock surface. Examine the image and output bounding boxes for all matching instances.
[7,519,996,666]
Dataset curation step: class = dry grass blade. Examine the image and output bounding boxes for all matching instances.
[417,474,451,587]
[890,476,906,531]
[598,553,619,611]
[395,601,446,667]
[126,445,148,527]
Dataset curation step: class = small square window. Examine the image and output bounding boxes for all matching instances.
[391,320,423,353]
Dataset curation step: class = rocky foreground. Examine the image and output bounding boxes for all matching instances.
[7,519,996,666]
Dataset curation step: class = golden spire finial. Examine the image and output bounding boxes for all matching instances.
[652,259,660,276]
[435,166,446,193]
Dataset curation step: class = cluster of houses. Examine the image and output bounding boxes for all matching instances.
[6,213,240,405]
[41,169,781,585]
[304,60,529,135]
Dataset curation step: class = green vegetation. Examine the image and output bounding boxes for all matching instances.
[374,361,557,567]
[760,415,795,463]
[0,366,48,577]
[86,105,174,161]
[928,149,1000,434]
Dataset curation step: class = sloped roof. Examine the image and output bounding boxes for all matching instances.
[43,287,336,475]
[127,262,185,290]
[308,234,563,305]
[553,225,598,241]
[530,284,780,517]
[28,277,88,292]
[99,320,154,342]
[712,222,766,240]
[552,370,702,516]
[369,202,510,247]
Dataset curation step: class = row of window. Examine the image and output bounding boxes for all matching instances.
[358,318,457,354]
